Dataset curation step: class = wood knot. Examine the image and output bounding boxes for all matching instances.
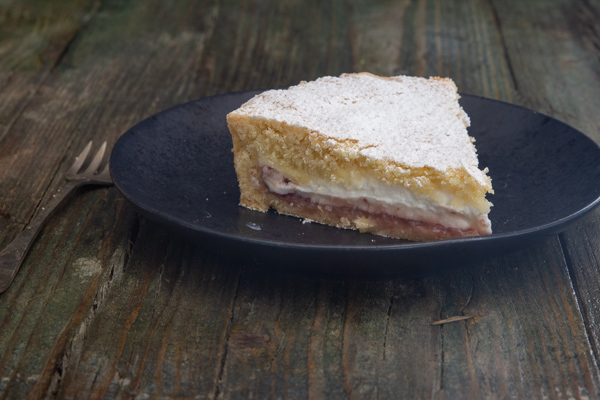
[0,210,11,221]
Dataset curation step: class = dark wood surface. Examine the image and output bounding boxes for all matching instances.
[1,0,600,398]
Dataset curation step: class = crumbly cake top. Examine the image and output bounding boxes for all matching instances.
[231,73,488,184]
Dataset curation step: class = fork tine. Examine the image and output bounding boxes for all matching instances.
[97,162,111,178]
[83,141,107,175]
[68,141,93,175]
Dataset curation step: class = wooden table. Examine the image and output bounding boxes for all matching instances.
[1,0,600,398]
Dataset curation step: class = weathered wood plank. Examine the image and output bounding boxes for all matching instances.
[212,0,600,398]
[0,0,599,399]
[435,241,599,399]
[0,0,228,398]
[0,190,134,396]
[491,0,600,378]
[0,0,99,138]
[0,0,222,247]
[0,0,99,248]
[560,208,600,373]
[202,0,353,93]
[339,279,441,398]
[216,247,599,398]
[53,229,242,399]
[490,0,600,142]
[216,269,319,399]
[349,0,518,102]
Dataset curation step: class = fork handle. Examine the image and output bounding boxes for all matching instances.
[0,180,84,293]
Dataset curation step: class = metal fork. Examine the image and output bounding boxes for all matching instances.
[0,141,113,293]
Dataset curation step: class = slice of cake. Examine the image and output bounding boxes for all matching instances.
[226,73,493,241]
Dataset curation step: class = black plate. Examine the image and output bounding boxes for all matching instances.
[110,91,600,278]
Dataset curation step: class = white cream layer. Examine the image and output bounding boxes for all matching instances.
[261,166,491,234]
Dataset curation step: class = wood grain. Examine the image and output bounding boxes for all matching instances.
[560,208,600,376]
[490,0,600,142]
[0,0,99,248]
[0,1,99,140]
[1,0,600,398]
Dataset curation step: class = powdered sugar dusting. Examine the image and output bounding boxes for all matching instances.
[232,73,487,183]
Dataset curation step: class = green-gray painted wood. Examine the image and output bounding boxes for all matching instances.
[1,0,600,398]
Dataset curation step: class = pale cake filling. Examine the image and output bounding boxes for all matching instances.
[261,165,492,235]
